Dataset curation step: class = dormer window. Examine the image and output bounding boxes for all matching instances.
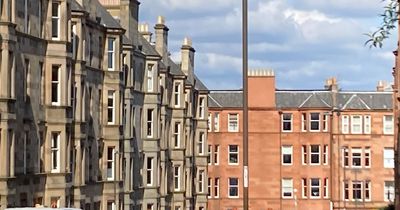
[107,37,115,70]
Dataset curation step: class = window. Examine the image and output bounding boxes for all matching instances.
[51,2,60,39]
[51,66,60,105]
[107,91,115,124]
[228,145,239,165]
[323,113,329,132]
[323,178,328,198]
[228,114,239,132]
[282,178,293,198]
[302,178,308,198]
[383,115,394,134]
[107,38,115,70]
[207,145,212,165]
[174,165,180,191]
[146,157,153,186]
[24,59,29,100]
[146,204,153,210]
[302,145,308,165]
[23,131,27,174]
[342,115,349,134]
[198,133,205,155]
[39,0,42,37]
[71,23,77,58]
[214,178,220,198]
[24,0,29,33]
[352,181,362,200]
[365,181,371,201]
[282,113,292,132]
[310,145,320,165]
[174,83,180,107]
[214,145,219,165]
[51,133,60,173]
[351,115,362,134]
[282,146,292,165]
[107,201,116,210]
[208,114,212,132]
[343,147,349,167]
[384,148,394,168]
[352,148,362,168]
[343,181,349,200]
[50,197,60,208]
[301,113,307,131]
[364,115,371,134]
[208,177,212,198]
[323,145,328,165]
[147,64,153,91]
[214,113,220,132]
[39,62,44,105]
[174,122,180,148]
[365,147,371,168]
[310,113,320,131]
[310,178,320,198]
[147,109,154,137]
[384,181,395,202]
[228,178,239,198]
[199,97,205,119]
[107,147,115,180]
[198,170,205,193]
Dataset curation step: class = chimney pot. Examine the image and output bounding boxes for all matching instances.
[157,16,165,25]
[183,37,192,46]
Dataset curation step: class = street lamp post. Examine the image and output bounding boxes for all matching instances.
[242,0,249,210]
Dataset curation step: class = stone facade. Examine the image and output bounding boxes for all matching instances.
[207,71,394,210]
[0,0,208,210]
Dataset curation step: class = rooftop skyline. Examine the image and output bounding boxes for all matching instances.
[140,0,396,91]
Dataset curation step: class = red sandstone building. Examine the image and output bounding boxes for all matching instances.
[207,70,394,210]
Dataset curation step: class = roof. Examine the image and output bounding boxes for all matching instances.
[168,58,185,76]
[209,90,392,110]
[138,36,160,56]
[72,0,123,29]
[194,74,208,91]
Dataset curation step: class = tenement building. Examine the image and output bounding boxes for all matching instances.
[207,70,394,210]
[0,0,208,210]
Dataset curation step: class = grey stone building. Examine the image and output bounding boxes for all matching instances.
[0,0,208,210]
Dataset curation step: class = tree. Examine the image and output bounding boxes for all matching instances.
[365,0,399,48]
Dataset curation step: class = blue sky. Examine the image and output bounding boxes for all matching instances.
[139,0,396,91]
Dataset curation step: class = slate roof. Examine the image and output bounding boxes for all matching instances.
[72,0,122,29]
[168,58,185,76]
[138,36,160,56]
[209,90,392,110]
[194,75,208,91]
[71,0,85,11]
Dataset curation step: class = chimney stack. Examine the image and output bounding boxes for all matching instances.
[138,23,152,43]
[248,69,276,108]
[181,37,195,84]
[324,77,339,92]
[154,16,169,62]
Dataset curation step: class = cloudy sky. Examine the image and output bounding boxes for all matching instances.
[139,0,396,91]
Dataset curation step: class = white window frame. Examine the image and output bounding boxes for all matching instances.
[351,115,362,134]
[208,114,212,132]
[310,145,320,165]
[174,122,180,148]
[323,177,329,198]
[323,112,329,132]
[282,178,293,198]
[51,2,60,40]
[352,181,363,201]
[107,90,115,124]
[107,38,116,70]
[383,115,394,134]
[228,145,239,165]
[214,112,220,132]
[174,82,180,107]
[199,97,205,119]
[228,177,239,198]
[174,165,180,191]
[198,170,205,193]
[147,109,154,138]
[310,178,321,198]
[281,113,293,132]
[343,147,349,167]
[198,132,205,155]
[207,177,212,198]
[207,145,212,165]
[384,148,395,168]
[364,115,371,134]
[146,157,153,186]
[281,145,293,165]
[365,180,371,202]
[147,64,154,92]
[51,132,60,173]
[228,113,239,132]
[301,113,307,132]
[309,113,320,132]
[351,148,362,168]
[343,181,350,201]
[214,178,220,198]
[72,23,77,58]
[365,147,371,168]
[323,145,328,165]
[106,147,115,180]
[384,180,395,202]
[342,115,349,134]
[302,178,308,198]
[214,145,219,165]
[302,145,308,165]
[51,66,60,105]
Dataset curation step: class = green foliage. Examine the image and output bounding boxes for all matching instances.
[365,0,399,48]
[379,204,395,210]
